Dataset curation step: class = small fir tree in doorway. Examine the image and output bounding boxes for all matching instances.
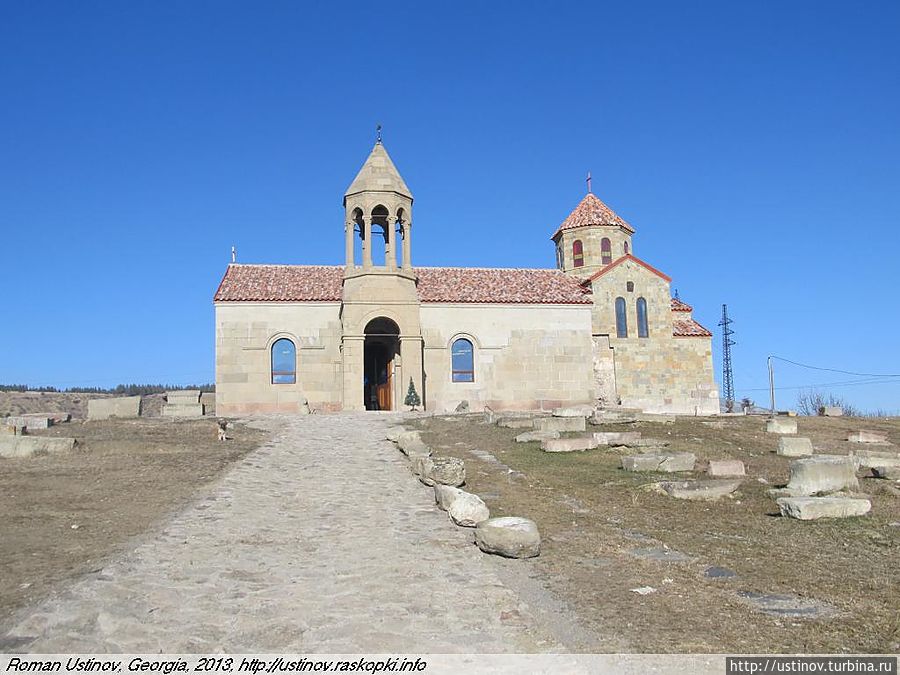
[404,377,421,411]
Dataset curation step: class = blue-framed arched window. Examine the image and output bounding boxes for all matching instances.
[451,338,475,382]
[271,338,297,384]
[637,297,649,338]
[615,297,628,338]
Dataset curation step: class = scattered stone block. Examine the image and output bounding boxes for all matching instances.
[738,591,837,618]
[419,456,465,487]
[552,405,594,418]
[475,517,541,559]
[705,566,737,579]
[821,406,843,417]
[777,496,871,520]
[850,449,900,469]
[0,436,76,458]
[633,413,676,424]
[87,396,141,420]
[589,413,637,426]
[593,431,642,446]
[448,491,490,527]
[535,416,586,433]
[777,436,814,457]
[871,466,900,480]
[434,484,463,511]
[515,430,559,443]
[5,415,52,429]
[627,438,670,448]
[766,418,797,435]
[385,426,404,443]
[622,452,696,473]
[848,430,889,444]
[707,459,746,477]
[161,403,204,418]
[396,430,430,457]
[784,456,859,496]
[540,436,598,453]
[656,479,742,501]
[200,392,216,412]
[497,417,535,429]
[166,390,201,403]
[630,547,691,562]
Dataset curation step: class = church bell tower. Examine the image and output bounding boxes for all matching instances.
[343,135,414,274]
[339,135,424,412]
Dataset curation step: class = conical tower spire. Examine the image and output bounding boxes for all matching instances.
[344,142,413,206]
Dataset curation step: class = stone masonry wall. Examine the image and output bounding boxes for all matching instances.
[420,304,597,412]
[215,303,344,414]
[589,258,719,414]
[557,226,633,277]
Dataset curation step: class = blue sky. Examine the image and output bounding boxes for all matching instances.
[1,2,898,411]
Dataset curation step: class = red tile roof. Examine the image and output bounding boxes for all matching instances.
[670,298,693,312]
[673,318,713,337]
[214,265,593,305]
[215,265,344,302]
[552,193,634,240]
[581,254,672,284]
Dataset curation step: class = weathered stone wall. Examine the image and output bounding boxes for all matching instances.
[420,304,596,412]
[589,258,718,414]
[215,303,343,414]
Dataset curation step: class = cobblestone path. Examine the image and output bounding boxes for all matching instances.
[3,414,560,652]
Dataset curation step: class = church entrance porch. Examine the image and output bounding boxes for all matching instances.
[363,318,400,411]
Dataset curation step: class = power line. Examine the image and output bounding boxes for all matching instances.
[769,355,900,379]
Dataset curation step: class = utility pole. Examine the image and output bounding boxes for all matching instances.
[718,304,736,412]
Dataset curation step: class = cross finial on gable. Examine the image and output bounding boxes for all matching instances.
[376,124,382,144]
[231,246,236,263]
[586,171,592,194]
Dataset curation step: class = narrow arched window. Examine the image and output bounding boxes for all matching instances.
[637,297,649,338]
[556,244,563,270]
[624,241,629,255]
[601,238,612,265]
[572,240,584,268]
[271,338,297,384]
[615,297,628,338]
[451,338,475,382]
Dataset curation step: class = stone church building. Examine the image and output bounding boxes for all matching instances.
[214,141,718,415]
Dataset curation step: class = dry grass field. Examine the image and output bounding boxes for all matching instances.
[412,414,900,654]
[0,415,269,624]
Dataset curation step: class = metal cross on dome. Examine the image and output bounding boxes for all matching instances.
[586,171,592,193]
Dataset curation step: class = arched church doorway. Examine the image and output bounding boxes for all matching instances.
[364,317,400,411]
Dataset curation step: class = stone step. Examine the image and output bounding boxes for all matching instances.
[535,416,586,433]
[593,431,642,446]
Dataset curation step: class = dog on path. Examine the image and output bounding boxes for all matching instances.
[216,419,228,441]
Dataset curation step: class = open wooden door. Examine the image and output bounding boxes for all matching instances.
[376,358,393,411]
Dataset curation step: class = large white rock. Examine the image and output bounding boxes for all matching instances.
[777,437,814,457]
[419,456,466,487]
[434,484,463,511]
[767,418,797,435]
[622,453,696,473]
[777,497,871,520]
[657,479,742,501]
[475,517,541,558]
[448,491,490,527]
[785,456,859,496]
[385,426,404,442]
